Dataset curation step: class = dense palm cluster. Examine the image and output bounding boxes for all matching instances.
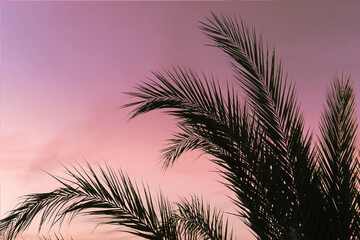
[1,13,359,240]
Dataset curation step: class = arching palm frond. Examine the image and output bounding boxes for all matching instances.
[318,74,360,239]
[123,68,279,238]
[176,196,235,240]
[200,13,328,239]
[123,68,243,169]
[124,14,327,239]
[0,164,239,240]
[0,163,179,240]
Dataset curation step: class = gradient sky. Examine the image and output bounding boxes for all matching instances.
[2,1,360,239]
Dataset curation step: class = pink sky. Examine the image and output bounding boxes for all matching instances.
[2,1,360,239]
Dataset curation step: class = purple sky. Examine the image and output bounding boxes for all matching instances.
[2,1,360,239]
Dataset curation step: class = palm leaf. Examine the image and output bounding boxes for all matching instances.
[123,67,278,236]
[318,74,360,239]
[123,68,242,169]
[39,233,74,240]
[124,68,287,239]
[176,196,235,240]
[200,13,327,238]
[124,13,326,239]
[0,163,178,240]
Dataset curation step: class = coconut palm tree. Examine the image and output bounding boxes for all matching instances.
[1,13,360,240]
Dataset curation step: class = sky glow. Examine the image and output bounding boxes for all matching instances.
[1,1,360,239]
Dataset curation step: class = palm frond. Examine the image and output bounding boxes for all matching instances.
[176,196,235,240]
[0,163,179,240]
[160,127,210,169]
[124,67,284,239]
[123,68,242,168]
[124,13,327,239]
[201,13,301,145]
[201,13,328,238]
[318,74,360,239]
[39,233,74,240]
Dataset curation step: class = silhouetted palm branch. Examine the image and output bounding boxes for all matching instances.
[0,164,236,240]
[124,13,360,239]
[39,233,74,240]
[0,163,179,240]
[123,67,278,237]
[200,14,326,238]
[318,74,360,238]
[176,196,235,240]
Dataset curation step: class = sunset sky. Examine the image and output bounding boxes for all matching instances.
[2,1,360,239]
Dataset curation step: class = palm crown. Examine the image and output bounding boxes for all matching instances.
[1,13,360,240]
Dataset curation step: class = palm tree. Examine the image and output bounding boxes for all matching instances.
[1,13,360,240]
[124,13,360,239]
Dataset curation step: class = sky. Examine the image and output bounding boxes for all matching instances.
[1,1,360,239]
